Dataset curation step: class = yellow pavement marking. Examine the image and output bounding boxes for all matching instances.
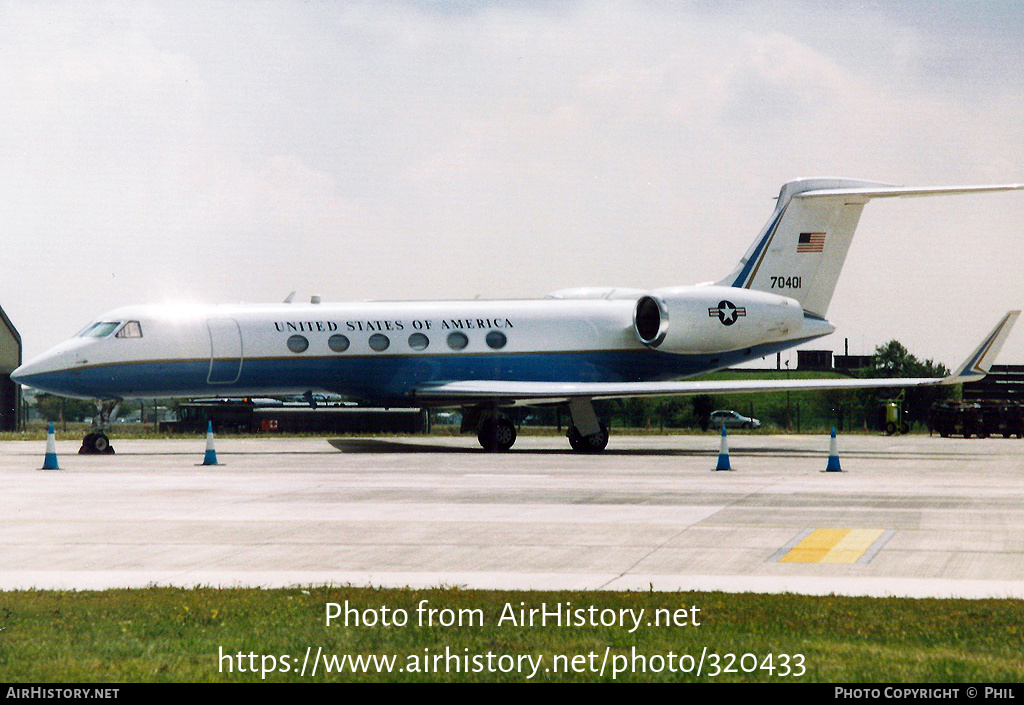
[780,528,886,564]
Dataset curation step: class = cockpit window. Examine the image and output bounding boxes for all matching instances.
[115,321,143,339]
[77,321,121,338]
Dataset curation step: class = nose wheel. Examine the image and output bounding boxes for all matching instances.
[79,399,121,454]
[80,432,114,454]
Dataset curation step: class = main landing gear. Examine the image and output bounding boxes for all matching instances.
[565,397,609,453]
[477,416,517,452]
[467,398,610,453]
[79,399,121,455]
[567,422,609,453]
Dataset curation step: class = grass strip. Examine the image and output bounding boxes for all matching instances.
[1,586,1021,682]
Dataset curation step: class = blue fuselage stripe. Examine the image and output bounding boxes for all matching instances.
[17,338,819,404]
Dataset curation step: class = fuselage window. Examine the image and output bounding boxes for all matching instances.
[80,321,121,338]
[287,335,309,353]
[408,332,429,351]
[328,334,350,353]
[369,333,390,352]
[446,331,469,350]
[485,330,507,349]
[115,321,143,339]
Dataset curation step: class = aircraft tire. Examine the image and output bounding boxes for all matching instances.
[900,422,910,435]
[79,433,97,455]
[78,432,115,455]
[478,418,516,452]
[567,423,609,453]
[93,434,110,453]
[885,422,897,436]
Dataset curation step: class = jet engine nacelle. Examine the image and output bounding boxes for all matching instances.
[633,286,804,354]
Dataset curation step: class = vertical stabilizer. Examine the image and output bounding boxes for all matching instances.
[717,178,886,318]
[717,178,1024,318]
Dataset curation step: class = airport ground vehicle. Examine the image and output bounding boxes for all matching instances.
[929,400,1024,438]
[878,396,911,435]
[709,409,761,430]
[980,401,1024,438]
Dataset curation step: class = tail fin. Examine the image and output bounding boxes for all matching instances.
[716,178,1024,318]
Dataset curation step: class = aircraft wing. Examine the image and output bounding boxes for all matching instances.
[411,311,1019,406]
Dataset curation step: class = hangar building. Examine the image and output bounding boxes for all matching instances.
[0,305,21,431]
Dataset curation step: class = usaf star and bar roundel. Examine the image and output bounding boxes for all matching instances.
[708,300,746,326]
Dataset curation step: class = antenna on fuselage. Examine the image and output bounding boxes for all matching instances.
[283,291,296,304]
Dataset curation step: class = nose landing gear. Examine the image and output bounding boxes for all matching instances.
[80,432,113,454]
[79,399,121,455]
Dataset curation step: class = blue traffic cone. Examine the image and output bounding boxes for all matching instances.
[715,424,732,471]
[42,422,60,470]
[202,421,219,466]
[824,427,842,472]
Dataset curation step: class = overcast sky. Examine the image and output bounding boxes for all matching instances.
[2,0,1023,368]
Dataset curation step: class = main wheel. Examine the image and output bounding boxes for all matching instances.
[567,423,609,453]
[477,418,516,452]
[885,422,897,436]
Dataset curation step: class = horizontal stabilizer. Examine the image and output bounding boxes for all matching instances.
[796,184,1024,200]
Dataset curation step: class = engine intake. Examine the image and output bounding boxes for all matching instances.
[634,295,669,346]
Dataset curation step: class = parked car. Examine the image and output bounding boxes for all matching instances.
[708,409,761,430]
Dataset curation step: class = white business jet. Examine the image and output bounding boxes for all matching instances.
[12,178,1022,453]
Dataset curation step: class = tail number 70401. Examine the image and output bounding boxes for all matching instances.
[770,276,802,289]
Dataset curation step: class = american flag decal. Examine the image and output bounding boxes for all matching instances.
[797,232,826,252]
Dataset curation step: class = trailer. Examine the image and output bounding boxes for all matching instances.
[160,398,428,435]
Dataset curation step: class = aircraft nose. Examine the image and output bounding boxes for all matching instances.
[10,347,83,396]
[10,363,29,384]
[12,356,55,388]
[11,357,49,384]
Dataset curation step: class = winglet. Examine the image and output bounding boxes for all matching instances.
[949,311,1020,382]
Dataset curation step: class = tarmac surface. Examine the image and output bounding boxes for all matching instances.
[2,432,1024,597]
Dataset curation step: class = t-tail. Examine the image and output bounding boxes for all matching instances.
[717,178,1024,319]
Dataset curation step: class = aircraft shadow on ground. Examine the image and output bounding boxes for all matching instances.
[325,437,979,459]
[326,437,834,456]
